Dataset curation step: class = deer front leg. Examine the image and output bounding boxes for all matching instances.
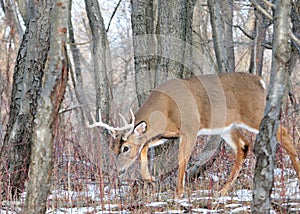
[220,129,249,195]
[176,134,196,197]
[140,144,155,182]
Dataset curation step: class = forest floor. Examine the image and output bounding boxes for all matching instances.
[1,167,299,213]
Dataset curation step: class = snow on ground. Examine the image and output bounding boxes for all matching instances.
[1,168,300,213]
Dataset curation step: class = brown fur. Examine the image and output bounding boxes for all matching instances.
[114,72,300,197]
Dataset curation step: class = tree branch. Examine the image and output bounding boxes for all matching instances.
[251,0,300,48]
[106,0,122,32]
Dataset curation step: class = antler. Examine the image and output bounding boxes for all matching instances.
[122,109,135,140]
[88,109,135,139]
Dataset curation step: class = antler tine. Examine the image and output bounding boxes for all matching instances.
[122,108,135,140]
[129,108,135,124]
[119,113,129,126]
[87,110,117,136]
[88,109,136,139]
[119,109,135,126]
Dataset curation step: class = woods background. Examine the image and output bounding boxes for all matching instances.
[0,0,299,213]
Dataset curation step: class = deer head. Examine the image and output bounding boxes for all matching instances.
[88,109,151,173]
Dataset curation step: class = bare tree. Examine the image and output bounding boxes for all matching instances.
[68,0,92,125]
[252,0,291,212]
[207,0,235,73]
[0,0,51,198]
[155,0,197,84]
[0,0,23,40]
[85,0,112,127]
[24,1,69,212]
[131,0,156,106]
[286,0,300,106]
[248,0,270,75]
[219,0,235,71]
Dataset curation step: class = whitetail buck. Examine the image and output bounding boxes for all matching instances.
[89,72,300,197]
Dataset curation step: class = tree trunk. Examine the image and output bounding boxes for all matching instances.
[131,0,156,106]
[192,1,218,74]
[285,0,300,107]
[252,0,291,212]
[155,0,197,84]
[1,0,24,39]
[85,0,112,126]
[219,0,235,72]
[248,0,269,76]
[207,0,235,73]
[151,0,199,186]
[68,0,92,125]
[24,1,68,212]
[0,0,51,198]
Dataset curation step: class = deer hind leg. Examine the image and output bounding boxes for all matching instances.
[219,129,250,195]
[140,144,155,182]
[277,126,300,180]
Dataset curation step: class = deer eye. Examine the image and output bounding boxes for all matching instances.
[122,145,130,153]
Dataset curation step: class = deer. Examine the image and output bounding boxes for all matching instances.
[89,72,300,197]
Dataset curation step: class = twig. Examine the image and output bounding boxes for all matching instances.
[231,24,254,40]
[67,39,93,46]
[251,0,273,20]
[106,0,122,32]
[262,0,275,9]
[251,0,300,48]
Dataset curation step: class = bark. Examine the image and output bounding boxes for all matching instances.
[68,0,92,124]
[24,1,68,212]
[248,0,269,76]
[252,0,291,212]
[288,0,300,76]
[155,0,197,85]
[182,0,198,78]
[16,0,29,24]
[0,0,51,198]
[84,1,113,192]
[85,0,112,125]
[1,0,24,39]
[207,0,235,73]
[285,0,300,108]
[131,0,156,106]
[192,1,218,74]
[219,0,235,72]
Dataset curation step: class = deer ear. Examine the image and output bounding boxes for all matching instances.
[134,122,147,137]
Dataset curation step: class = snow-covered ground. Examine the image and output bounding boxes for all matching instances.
[1,167,299,213]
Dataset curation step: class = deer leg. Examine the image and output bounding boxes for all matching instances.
[220,129,249,195]
[140,144,155,181]
[176,134,196,197]
[277,126,300,180]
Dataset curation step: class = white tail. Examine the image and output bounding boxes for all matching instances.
[89,72,300,197]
